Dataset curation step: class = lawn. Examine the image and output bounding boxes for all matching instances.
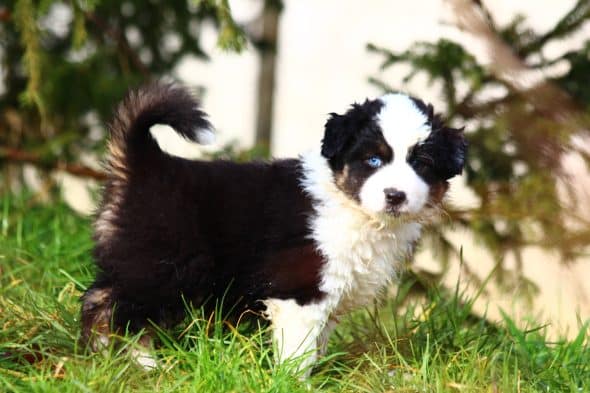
[0,191,588,392]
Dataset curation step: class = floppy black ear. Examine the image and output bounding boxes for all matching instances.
[321,113,355,160]
[321,99,384,168]
[437,126,467,178]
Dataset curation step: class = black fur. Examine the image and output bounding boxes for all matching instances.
[115,83,212,163]
[321,99,384,171]
[408,96,467,183]
[83,85,325,339]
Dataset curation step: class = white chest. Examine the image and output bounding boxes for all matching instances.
[310,203,422,316]
[299,150,423,317]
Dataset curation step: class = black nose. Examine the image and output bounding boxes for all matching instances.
[384,188,406,206]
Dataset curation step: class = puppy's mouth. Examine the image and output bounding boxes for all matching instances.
[384,202,407,217]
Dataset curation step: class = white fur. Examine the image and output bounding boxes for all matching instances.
[194,127,216,145]
[360,162,429,214]
[359,94,431,214]
[377,94,430,144]
[302,150,421,316]
[317,318,338,357]
[262,298,326,376]
[97,334,110,348]
[263,150,422,376]
[149,124,216,159]
[130,348,158,370]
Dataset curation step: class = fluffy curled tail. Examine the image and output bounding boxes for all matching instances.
[106,83,213,178]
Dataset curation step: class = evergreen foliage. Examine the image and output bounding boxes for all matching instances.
[1,0,245,171]
[368,0,590,290]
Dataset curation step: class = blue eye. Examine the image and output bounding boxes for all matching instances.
[366,156,383,168]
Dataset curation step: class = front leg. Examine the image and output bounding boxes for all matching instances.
[263,298,328,377]
[317,317,339,358]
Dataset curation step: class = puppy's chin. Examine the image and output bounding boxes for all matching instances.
[372,202,445,226]
[385,208,402,218]
[384,203,406,217]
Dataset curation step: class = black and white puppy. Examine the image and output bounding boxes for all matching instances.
[81,83,466,374]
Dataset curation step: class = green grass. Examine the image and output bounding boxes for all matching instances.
[1,191,589,392]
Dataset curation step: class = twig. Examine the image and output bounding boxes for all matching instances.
[453,92,517,118]
[446,0,590,174]
[0,147,107,181]
[447,0,582,119]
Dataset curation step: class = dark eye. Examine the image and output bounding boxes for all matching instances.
[365,156,383,168]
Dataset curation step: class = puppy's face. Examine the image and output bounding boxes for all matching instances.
[321,93,466,217]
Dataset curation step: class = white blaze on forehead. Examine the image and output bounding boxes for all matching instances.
[377,93,430,153]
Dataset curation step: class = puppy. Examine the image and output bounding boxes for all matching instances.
[81,83,466,374]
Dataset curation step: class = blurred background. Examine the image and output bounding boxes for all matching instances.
[2,0,590,338]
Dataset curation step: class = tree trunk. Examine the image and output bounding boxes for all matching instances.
[254,0,282,153]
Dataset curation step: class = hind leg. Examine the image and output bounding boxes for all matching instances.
[128,330,158,370]
[80,285,158,370]
[81,286,114,351]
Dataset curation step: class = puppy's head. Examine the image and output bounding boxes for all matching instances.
[321,93,466,218]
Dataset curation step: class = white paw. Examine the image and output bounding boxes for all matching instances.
[130,348,158,370]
